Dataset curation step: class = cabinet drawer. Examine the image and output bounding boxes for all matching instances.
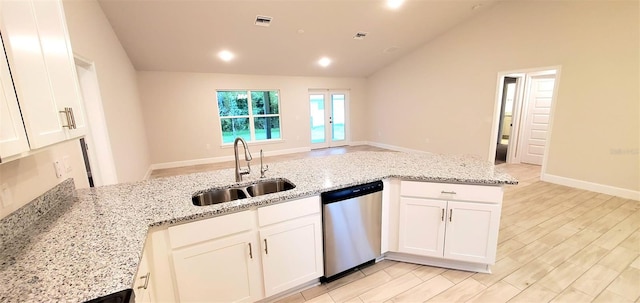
[258,196,320,227]
[400,181,502,203]
[168,211,254,249]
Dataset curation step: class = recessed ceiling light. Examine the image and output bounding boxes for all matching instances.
[471,3,483,10]
[386,0,404,9]
[318,57,331,67]
[218,50,235,62]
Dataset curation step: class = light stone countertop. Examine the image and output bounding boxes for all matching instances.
[0,152,517,302]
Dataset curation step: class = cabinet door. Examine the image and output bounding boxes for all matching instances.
[133,245,155,303]
[0,37,29,159]
[444,201,501,264]
[31,0,86,139]
[172,232,262,303]
[260,214,323,297]
[398,197,446,258]
[1,0,67,148]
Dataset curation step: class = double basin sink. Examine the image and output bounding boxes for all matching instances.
[192,179,295,206]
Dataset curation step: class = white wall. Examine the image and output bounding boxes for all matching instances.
[63,0,150,182]
[137,71,367,166]
[366,0,639,194]
[0,140,88,220]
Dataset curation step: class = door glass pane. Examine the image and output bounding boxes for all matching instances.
[331,94,345,141]
[310,94,325,144]
[220,118,250,143]
[254,117,281,140]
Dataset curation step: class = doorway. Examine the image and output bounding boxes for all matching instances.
[495,77,518,164]
[491,68,559,166]
[309,90,348,149]
[74,56,118,186]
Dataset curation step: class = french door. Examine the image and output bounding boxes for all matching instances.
[309,90,347,149]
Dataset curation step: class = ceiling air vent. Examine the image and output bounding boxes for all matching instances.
[255,15,272,27]
[353,32,368,40]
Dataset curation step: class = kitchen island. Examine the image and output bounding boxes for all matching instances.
[0,151,517,302]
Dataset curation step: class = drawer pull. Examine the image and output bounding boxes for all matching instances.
[264,239,269,254]
[449,209,453,222]
[441,191,457,195]
[441,208,445,221]
[248,243,253,259]
[137,272,150,290]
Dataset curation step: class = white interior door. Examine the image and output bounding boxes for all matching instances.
[520,74,555,165]
[309,91,347,149]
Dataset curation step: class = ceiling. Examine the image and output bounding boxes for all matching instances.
[97,0,499,78]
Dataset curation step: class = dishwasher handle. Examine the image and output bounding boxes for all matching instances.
[321,181,383,204]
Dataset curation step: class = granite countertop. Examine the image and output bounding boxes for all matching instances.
[0,151,517,302]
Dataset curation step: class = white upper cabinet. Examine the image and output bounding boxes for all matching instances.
[0,32,29,159]
[0,0,86,150]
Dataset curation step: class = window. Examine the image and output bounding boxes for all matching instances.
[217,90,281,144]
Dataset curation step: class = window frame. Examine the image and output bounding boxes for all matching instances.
[216,89,283,145]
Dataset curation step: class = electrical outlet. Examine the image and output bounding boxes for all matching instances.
[54,160,63,178]
[63,155,72,172]
[0,183,12,208]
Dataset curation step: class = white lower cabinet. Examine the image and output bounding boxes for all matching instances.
[397,181,502,266]
[259,211,323,297]
[153,195,322,303]
[172,231,261,303]
[133,238,156,303]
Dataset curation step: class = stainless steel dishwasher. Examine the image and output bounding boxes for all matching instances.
[321,181,383,281]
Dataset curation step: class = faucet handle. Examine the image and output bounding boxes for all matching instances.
[260,164,269,178]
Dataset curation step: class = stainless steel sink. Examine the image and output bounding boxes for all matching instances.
[192,179,295,206]
[246,179,296,197]
[192,188,249,206]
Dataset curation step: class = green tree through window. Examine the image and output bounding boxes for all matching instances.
[217,90,281,143]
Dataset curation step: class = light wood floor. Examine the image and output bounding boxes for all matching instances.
[149,145,392,179]
[274,163,639,303]
[151,146,639,303]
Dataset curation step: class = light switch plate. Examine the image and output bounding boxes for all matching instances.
[0,183,12,208]
[54,160,63,178]
[63,155,72,172]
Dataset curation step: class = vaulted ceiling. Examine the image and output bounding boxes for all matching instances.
[98,0,499,77]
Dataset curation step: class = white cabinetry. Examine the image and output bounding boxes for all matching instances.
[0,36,29,159]
[133,237,156,303]
[168,211,262,303]
[163,195,323,302]
[398,181,502,267]
[258,196,323,297]
[0,0,86,150]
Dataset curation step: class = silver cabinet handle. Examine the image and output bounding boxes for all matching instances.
[264,239,268,254]
[137,272,150,290]
[68,107,76,129]
[441,208,445,221]
[441,191,457,195]
[449,209,453,222]
[248,243,253,259]
[59,107,77,129]
[59,108,72,129]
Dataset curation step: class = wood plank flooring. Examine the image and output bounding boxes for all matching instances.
[274,161,640,303]
[150,146,639,303]
[149,145,392,179]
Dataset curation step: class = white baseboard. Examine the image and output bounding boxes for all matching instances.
[143,167,153,180]
[148,147,312,171]
[541,173,640,200]
[366,141,429,154]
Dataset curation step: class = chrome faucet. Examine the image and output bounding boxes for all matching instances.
[260,149,269,178]
[234,137,252,182]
